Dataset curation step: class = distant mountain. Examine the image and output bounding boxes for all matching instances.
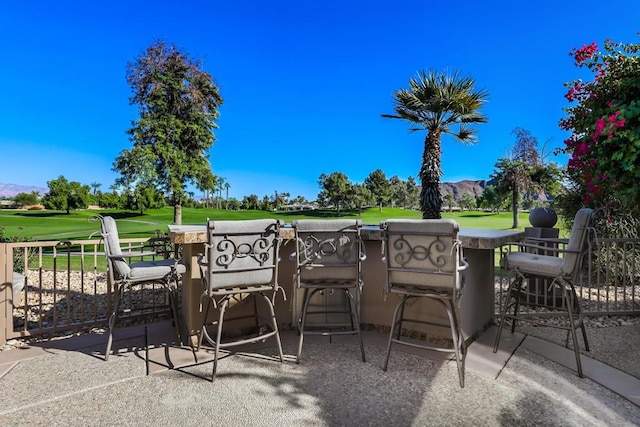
[0,183,48,198]
[439,180,489,202]
[439,179,549,203]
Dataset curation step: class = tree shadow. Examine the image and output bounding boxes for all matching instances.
[97,211,146,220]
[456,212,499,218]
[165,337,446,426]
[14,211,69,218]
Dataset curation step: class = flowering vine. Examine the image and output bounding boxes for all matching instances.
[558,36,640,213]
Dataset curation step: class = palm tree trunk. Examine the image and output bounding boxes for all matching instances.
[419,131,443,219]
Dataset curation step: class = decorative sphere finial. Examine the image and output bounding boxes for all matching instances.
[529,207,558,228]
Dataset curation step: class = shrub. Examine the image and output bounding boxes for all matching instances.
[557,36,640,220]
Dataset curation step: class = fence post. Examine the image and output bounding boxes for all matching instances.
[0,243,8,344]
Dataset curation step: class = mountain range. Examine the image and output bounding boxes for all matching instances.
[439,180,489,200]
[0,183,49,198]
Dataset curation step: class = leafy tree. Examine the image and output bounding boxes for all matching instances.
[459,193,475,211]
[443,193,455,212]
[388,175,407,208]
[99,191,122,209]
[491,158,532,228]
[530,162,564,204]
[481,185,505,212]
[317,172,352,214]
[405,176,419,209]
[226,198,241,210]
[242,194,260,210]
[273,191,289,210]
[123,183,165,214]
[290,195,308,204]
[351,184,374,214]
[491,128,562,228]
[364,169,391,211]
[558,37,640,218]
[42,176,90,214]
[197,173,216,209]
[383,69,488,218]
[260,195,272,211]
[14,192,39,207]
[114,40,223,225]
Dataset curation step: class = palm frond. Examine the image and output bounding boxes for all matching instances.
[382,68,488,141]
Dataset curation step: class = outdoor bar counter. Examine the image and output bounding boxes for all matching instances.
[169,224,523,345]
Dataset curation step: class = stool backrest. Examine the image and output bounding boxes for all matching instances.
[381,219,464,295]
[205,219,282,291]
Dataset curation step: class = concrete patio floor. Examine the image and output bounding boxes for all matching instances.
[0,322,639,426]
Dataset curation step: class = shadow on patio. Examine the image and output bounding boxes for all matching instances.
[0,321,639,426]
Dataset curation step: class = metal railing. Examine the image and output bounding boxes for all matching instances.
[1,237,175,343]
[2,236,639,345]
[495,237,640,316]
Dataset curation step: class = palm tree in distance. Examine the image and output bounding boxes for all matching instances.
[383,69,489,218]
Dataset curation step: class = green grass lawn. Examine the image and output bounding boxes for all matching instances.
[0,206,544,242]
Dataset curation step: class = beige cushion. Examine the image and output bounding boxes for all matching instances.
[561,208,593,274]
[129,259,186,281]
[101,216,131,278]
[101,215,185,283]
[506,252,564,277]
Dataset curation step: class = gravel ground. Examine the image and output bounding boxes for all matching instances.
[5,270,640,350]
[6,269,172,350]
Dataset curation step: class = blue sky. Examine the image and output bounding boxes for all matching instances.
[1,1,639,201]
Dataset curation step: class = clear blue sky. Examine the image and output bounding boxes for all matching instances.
[1,1,639,201]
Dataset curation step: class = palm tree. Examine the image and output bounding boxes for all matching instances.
[90,182,101,195]
[224,182,230,209]
[383,69,488,218]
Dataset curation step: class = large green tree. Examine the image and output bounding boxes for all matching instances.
[13,192,39,207]
[389,175,407,208]
[42,176,90,214]
[364,169,391,211]
[481,185,505,212]
[317,172,352,214]
[123,183,166,214]
[241,194,260,210]
[351,183,373,214]
[383,69,488,218]
[405,176,419,209]
[114,41,223,224]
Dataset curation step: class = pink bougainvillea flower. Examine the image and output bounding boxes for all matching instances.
[576,142,588,156]
[572,42,598,64]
